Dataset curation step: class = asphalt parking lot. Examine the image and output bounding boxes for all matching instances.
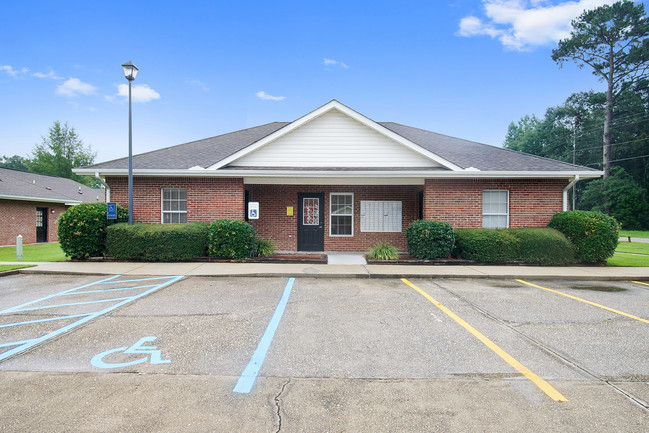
[1,274,648,432]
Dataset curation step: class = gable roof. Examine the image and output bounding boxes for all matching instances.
[77,100,601,179]
[0,168,104,204]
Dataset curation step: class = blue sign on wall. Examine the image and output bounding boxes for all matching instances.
[107,202,117,220]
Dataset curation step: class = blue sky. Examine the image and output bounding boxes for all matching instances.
[0,0,635,164]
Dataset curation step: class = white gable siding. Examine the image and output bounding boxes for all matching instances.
[230,109,439,168]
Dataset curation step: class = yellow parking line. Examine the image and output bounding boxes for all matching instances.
[516,279,649,325]
[401,278,567,402]
[632,281,649,288]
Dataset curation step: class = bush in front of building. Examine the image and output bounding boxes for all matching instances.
[208,219,255,260]
[453,228,576,265]
[548,210,620,263]
[367,242,399,260]
[453,229,521,263]
[254,237,277,257]
[510,228,575,265]
[57,202,128,259]
[406,220,455,260]
[105,222,209,261]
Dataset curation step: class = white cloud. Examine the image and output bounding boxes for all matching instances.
[256,91,286,101]
[323,58,349,69]
[1,65,28,77]
[458,0,614,51]
[56,78,97,97]
[33,70,62,80]
[189,79,210,92]
[116,83,161,103]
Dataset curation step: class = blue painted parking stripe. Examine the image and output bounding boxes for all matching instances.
[73,284,157,295]
[0,275,184,362]
[233,277,295,394]
[0,275,120,315]
[12,296,132,313]
[0,339,35,349]
[0,314,88,329]
[95,276,175,285]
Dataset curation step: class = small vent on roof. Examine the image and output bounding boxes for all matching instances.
[46,186,52,190]
[78,186,83,194]
[33,179,36,184]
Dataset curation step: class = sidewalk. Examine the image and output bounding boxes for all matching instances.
[1,260,648,280]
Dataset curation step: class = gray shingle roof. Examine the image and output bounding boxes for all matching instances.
[378,122,597,172]
[81,118,597,173]
[0,168,104,203]
[84,122,289,170]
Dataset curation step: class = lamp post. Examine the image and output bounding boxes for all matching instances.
[121,61,138,224]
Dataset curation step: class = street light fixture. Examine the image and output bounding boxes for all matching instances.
[121,60,138,224]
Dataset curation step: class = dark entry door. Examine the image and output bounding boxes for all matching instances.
[297,193,324,251]
[36,207,48,243]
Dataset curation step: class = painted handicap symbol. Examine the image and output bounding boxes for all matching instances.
[91,336,171,369]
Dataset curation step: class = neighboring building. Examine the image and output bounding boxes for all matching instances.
[0,168,104,245]
[76,100,601,252]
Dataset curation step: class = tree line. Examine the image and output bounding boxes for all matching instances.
[504,0,649,229]
[1,121,97,187]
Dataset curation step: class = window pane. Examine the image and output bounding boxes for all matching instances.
[331,215,352,235]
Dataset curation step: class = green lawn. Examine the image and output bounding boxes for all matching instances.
[607,253,649,267]
[619,230,649,239]
[615,242,649,255]
[0,264,37,272]
[0,242,68,262]
[607,239,649,266]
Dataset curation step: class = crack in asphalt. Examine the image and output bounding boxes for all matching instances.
[432,280,649,411]
[275,378,291,433]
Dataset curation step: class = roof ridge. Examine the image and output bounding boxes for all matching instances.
[79,121,291,169]
[379,121,594,171]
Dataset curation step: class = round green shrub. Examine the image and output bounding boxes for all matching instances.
[57,202,128,259]
[208,219,255,260]
[548,210,620,263]
[406,220,455,260]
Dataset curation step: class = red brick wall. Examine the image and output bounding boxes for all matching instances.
[106,177,245,223]
[0,200,68,245]
[102,176,568,252]
[423,178,568,228]
[248,184,423,251]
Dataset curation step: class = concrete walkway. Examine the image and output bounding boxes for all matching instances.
[1,260,648,280]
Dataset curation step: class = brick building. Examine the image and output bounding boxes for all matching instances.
[0,168,104,246]
[77,100,601,252]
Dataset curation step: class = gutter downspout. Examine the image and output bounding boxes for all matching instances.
[562,175,579,211]
[95,172,110,202]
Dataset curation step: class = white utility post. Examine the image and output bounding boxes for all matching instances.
[16,235,23,261]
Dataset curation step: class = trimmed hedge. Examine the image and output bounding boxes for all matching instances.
[548,210,620,263]
[57,202,128,259]
[510,228,575,265]
[406,220,455,260]
[453,228,575,265]
[208,219,255,260]
[105,222,209,261]
[453,229,521,263]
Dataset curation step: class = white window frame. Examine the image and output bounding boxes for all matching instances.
[329,192,354,237]
[161,188,187,224]
[482,190,509,229]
